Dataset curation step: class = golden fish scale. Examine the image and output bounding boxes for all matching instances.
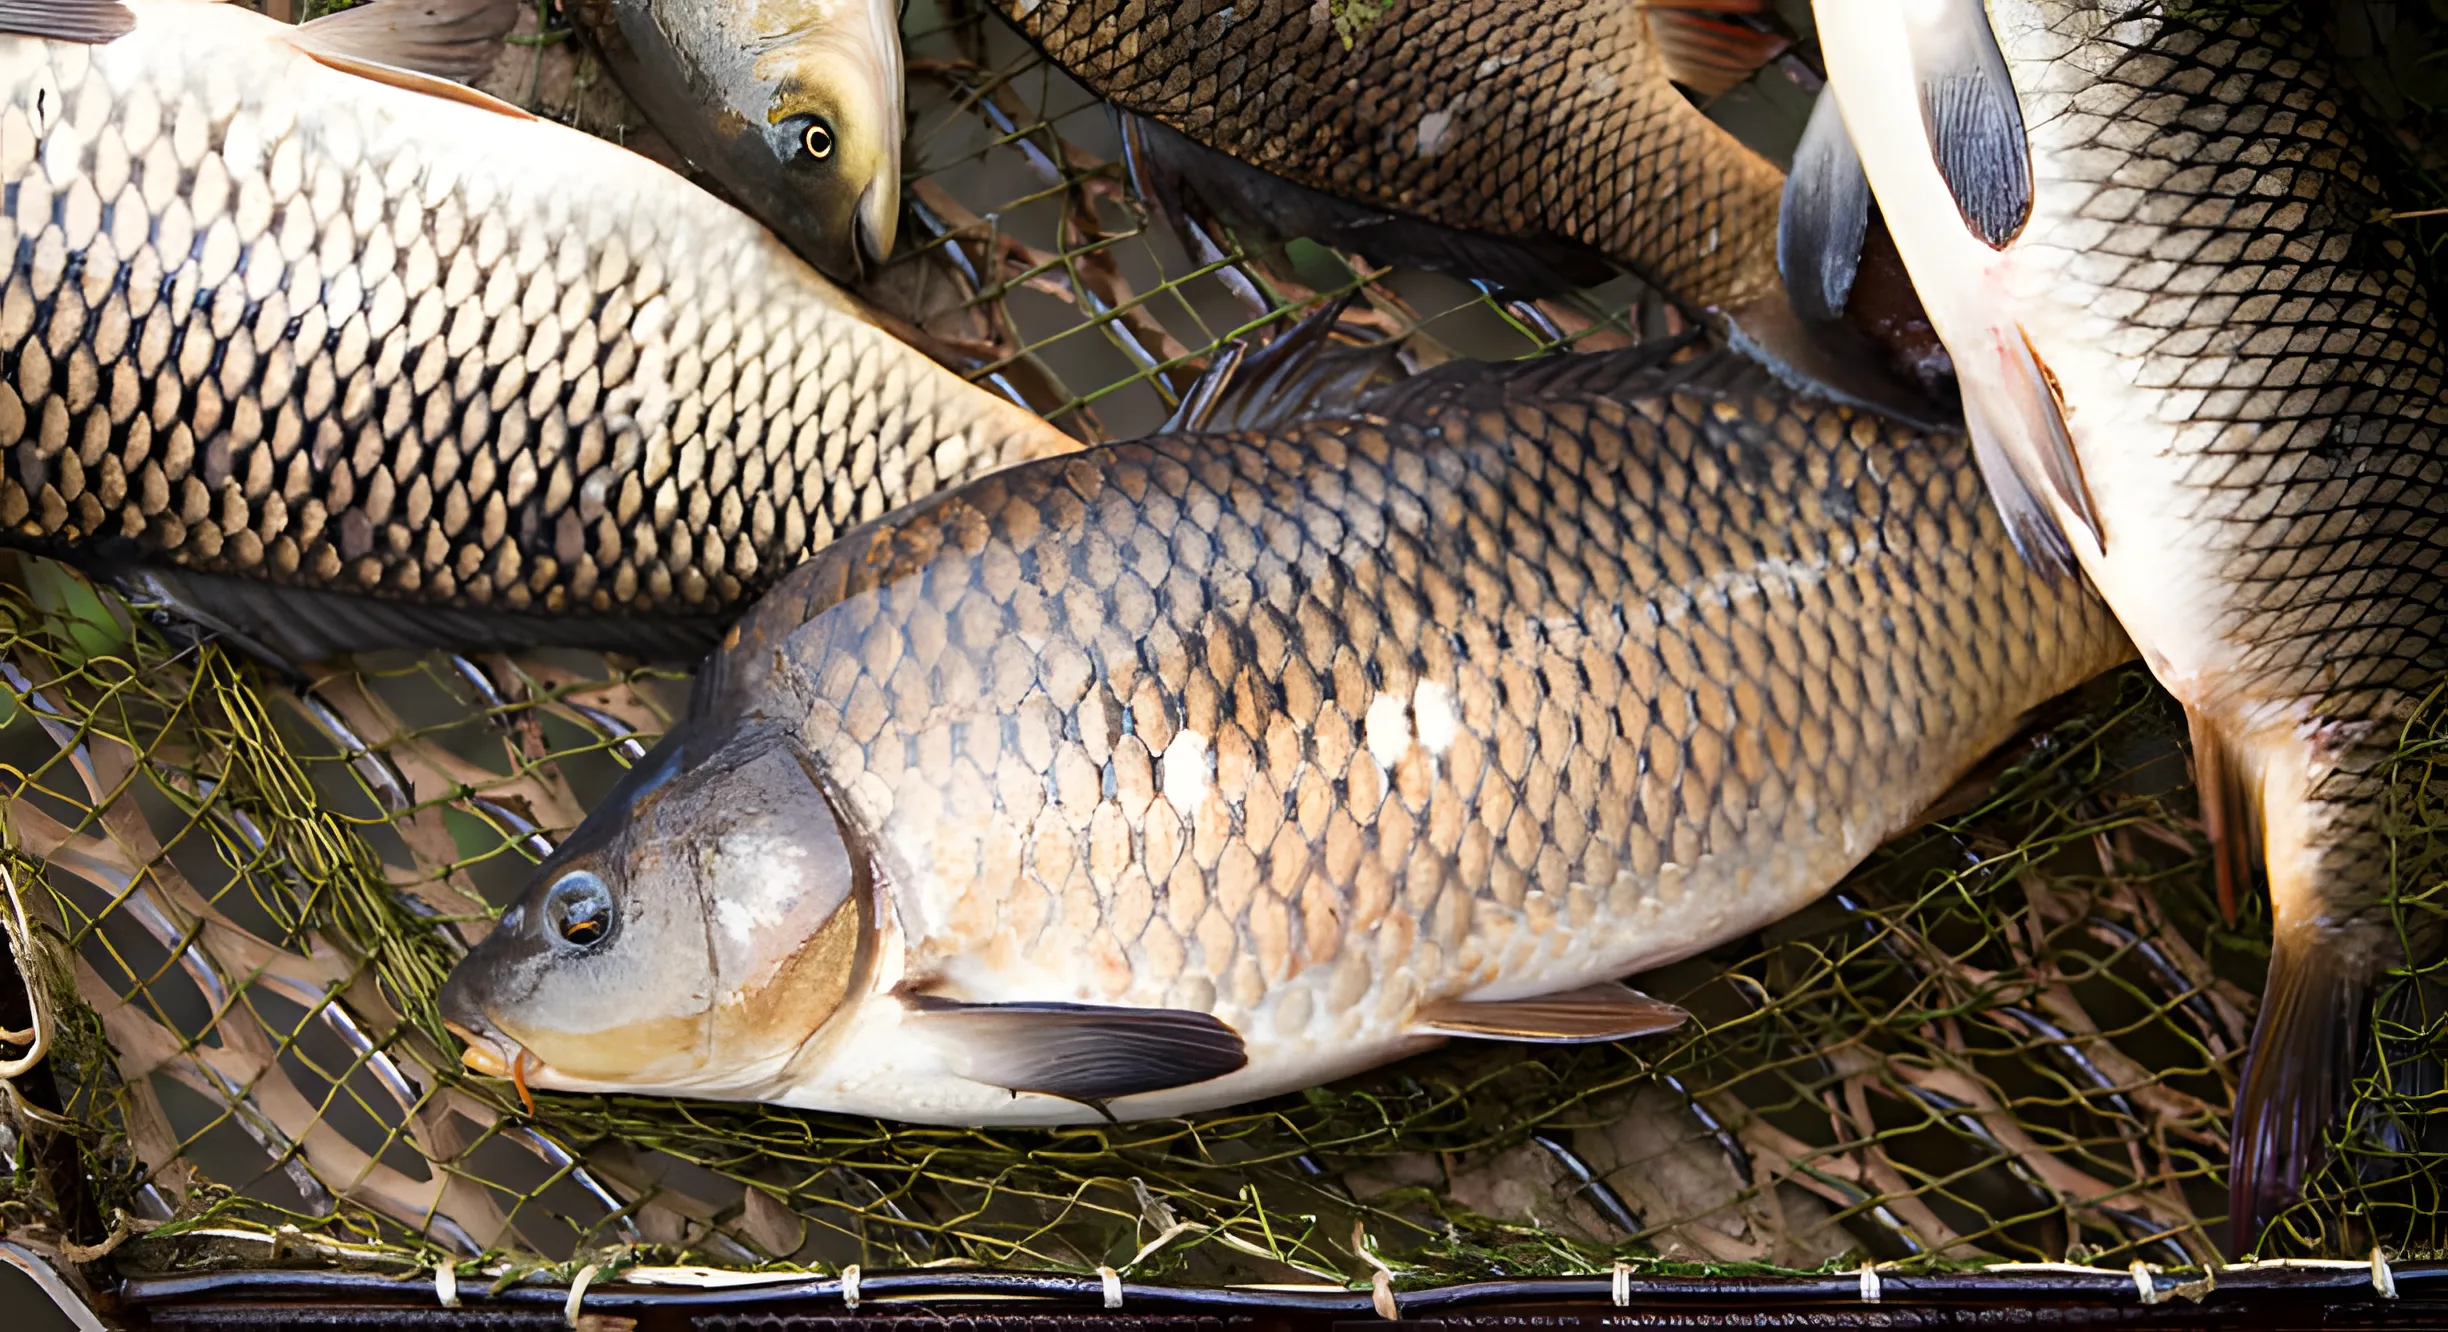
[2003,12,2448,857]
[726,359,2129,1050]
[0,13,1058,623]
[998,0,1786,310]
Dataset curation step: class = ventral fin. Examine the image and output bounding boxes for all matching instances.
[1904,0,2032,248]
[292,0,518,83]
[1415,982,1689,1044]
[2186,707,2263,925]
[1960,323,2098,579]
[293,45,537,119]
[1779,84,1872,324]
[1642,3,1791,99]
[2229,929,2365,1253]
[911,998,1248,1107]
[0,0,135,44]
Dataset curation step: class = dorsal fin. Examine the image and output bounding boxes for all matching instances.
[0,0,136,44]
[291,45,537,121]
[291,0,517,83]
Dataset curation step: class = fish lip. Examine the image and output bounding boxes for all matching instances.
[853,178,896,275]
[444,1018,526,1079]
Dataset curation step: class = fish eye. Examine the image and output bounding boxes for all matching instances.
[801,119,835,161]
[542,871,616,952]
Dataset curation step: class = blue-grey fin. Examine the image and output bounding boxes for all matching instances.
[0,0,132,43]
[95,562,724,664]
[292,0,519,83]
[1906,0,2032,248]
[1718,287,1959,432]
[1414,982,1689,1044]
[1958,323,2098,579]
[1779,84,1872,324]
[1120,112,1615,298]
[1163,293,1406,434]
[909,997,1249,1104]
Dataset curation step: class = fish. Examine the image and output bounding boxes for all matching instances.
[0,0,1070,662]
[1803,0,2448,1248]
[1002,0,1955,426]
[437,343,2134,1125]
[566,0,903,283]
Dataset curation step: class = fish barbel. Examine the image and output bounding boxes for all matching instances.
[438,346,2132,1124]
[1808,0,2448,1246]
[0,0,1069,659]
[568,0,903,282]
[998,0,1954,423]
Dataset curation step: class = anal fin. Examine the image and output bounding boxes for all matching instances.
[0,1,133,44]
[1961,322,2101,580]
[2186,708,2263,924]
[911,998,1248,1108]
[1642,3,1792,98]
[1415,982,1688,1044]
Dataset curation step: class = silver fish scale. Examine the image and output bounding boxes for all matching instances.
[2005,9,2447,865]
[722,358,2130,1066]
[0,13,1059,626]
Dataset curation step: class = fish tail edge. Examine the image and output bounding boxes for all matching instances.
[2229,920,2367,1256]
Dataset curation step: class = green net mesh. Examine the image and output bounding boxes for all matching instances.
[0,0,2443,1300]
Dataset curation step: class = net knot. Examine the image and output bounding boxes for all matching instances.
[2372,1249,2398,1300]
[841,1263,860,1310]
[2130,1261,2161,1305]
[434,1262,459,1309]
[1098,1266,1123,1309]
[564,1263,600,1328]
[1611,1259,1631,1307]
[1856,1263,1881,1304]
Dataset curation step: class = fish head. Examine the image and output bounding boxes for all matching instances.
[439,735,873,1099]
[718,0,905,282]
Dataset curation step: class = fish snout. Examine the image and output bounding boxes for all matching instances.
[853,177,897,276]
[438,972,520,1076]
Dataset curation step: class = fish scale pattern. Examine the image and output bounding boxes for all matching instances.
[724,352,2131,1089]
[2004,11,2448,886]
[995,0,1787,311]
[0,9,1063,636]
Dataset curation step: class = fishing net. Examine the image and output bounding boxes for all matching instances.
[1,0,2444,1314]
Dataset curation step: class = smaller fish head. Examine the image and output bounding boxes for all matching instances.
[740,8,904,282]
[440,737,872,1098]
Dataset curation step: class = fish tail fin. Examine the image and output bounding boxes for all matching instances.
[2228,749,2393,1255]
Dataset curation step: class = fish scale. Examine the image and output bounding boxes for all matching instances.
[998,0,1786,312]
[437,349,2133,1124]
[0,1,1069,655]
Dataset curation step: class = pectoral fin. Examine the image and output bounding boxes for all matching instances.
[1779,84,1873,324]
[1960,323,2100,579]
[911,998,1249,1106]
[1904,0,2032,248]
[0,0,134,43]
[1415,982,1689,1043]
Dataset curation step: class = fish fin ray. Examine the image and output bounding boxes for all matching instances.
[911,999,1248,1104]
[2230,929,2364,1253]
[291,46,536,121]
[1718,285,1959,431]
[1958,324,2097,579]
[293,0,518,83]
[1415,982,1689,1044]
[0,0,135,44]
[1904,0,2032,247]
[99,562,721,662]
[1642,7,1791,98]
[1779,84,1873,324]
[2186,708,2263,924]
[1164,294,1405,433]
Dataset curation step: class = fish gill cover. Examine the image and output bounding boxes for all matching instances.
[0,0,2440,1303]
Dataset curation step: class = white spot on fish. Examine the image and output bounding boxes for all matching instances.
[1365,693,1411,768]
[1584,64,1618,96]
[1415,109,1455,158]
[1477,55,1521,77]
[1161,729,1210,815]
[1704,225,1721,255]
[1014,0,1044,14]
[1412,681,1458,756]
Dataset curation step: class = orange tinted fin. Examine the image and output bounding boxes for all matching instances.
[292,0,518,83]
[1416,982,1689,1043]
[2229,927,2365,1253]
[1642,4,1792,98]
[292,46,537,120]
[0,0,134,43]
[1960,323,2100,580]
[2187,707,2262,924]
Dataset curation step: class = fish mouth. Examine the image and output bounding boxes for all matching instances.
[854,178,896,274]
[445,1018,545,1114]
